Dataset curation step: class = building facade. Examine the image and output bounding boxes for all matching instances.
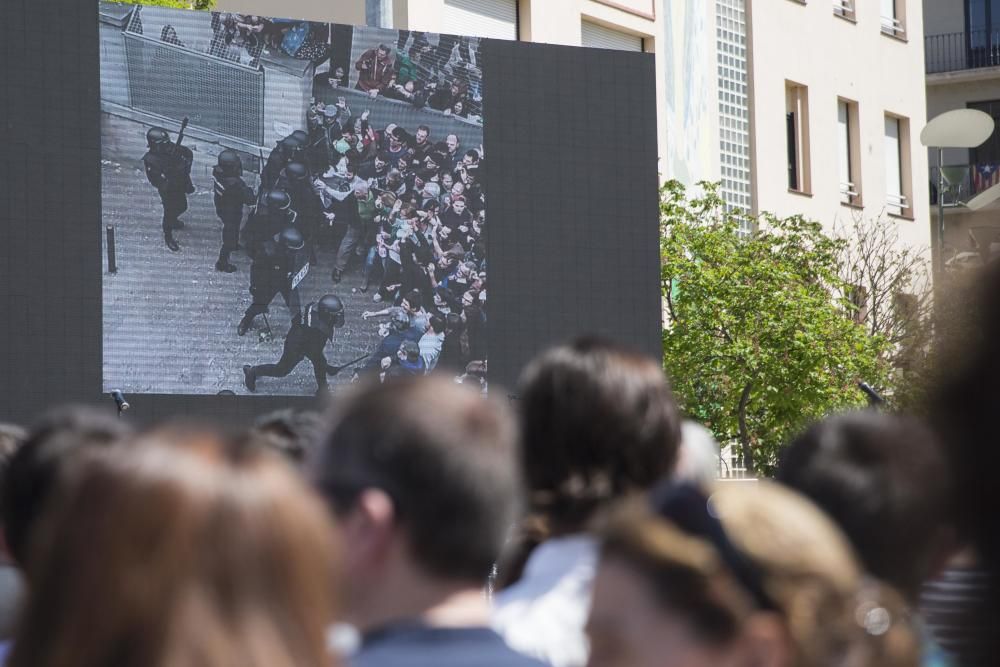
[924,0,1000,267]
[746,0,930,249]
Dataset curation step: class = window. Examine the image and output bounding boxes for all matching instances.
[833,0,856,20]
[966,1,1000,67]
[581,21,645,51]
[880,0,906,37]
[786,82,811,193]
[968,99,1000,166]
[884,114,913,216]
[838,99,862,205]
[442,0,518,40]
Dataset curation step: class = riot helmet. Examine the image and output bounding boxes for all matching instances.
[284,161,309,181]
[217,149,243,177]
[317,294,346,328]
[146,127,171,150]
[277,227,305,251]
[290,130,309,146]
[266,189,292,211]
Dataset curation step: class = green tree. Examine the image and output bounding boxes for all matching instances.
[660,181,889,474]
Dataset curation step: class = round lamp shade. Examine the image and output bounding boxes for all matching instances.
[921,109,995,148]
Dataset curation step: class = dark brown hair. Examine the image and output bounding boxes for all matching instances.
[10,432,339,667]
[314,376,519,583]
[517,338,681,532]
[777,411,950,600]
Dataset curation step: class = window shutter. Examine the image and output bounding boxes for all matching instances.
[581,21,643,51]
[442,0,518,40]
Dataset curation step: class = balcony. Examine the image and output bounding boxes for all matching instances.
[926,30,1000,74]
[930,163,1000,206]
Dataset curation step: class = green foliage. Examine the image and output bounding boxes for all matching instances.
[660,181,890,473]
[107,0,215,10]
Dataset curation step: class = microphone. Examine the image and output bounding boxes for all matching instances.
[110,390,130,413]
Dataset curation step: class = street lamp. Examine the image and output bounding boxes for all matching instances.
[920,109,995,273]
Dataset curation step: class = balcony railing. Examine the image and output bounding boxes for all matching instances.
[929,163,1000,205]
[926,29,1000,74]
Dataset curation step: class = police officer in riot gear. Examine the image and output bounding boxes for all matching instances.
[243,189,296,259]
[212,149,255,272]
[261,133,305,193]
[277,161,322,266]
[142,126,194,252]
[242,294,348,394]
[237,227,305,336]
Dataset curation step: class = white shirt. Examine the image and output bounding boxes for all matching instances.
[419,331,445,372]
[492,535,597,667]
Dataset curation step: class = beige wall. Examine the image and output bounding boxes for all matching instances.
[215,0,366,24]
[748,0,930,251]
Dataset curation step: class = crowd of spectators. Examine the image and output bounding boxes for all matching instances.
[321,32,484,123]
[1,264,999,666]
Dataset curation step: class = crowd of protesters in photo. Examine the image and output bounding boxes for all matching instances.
[1,260,1000,667]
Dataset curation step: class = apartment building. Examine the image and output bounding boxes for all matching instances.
[924,0,1000,266]
[746,0,930,248]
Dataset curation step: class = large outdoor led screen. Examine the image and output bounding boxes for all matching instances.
[100,5,487,396]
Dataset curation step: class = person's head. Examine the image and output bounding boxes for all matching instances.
[446,134,459,152]
[0,407,130,567]
[415,125,430,144]
[10,432,339,667]
[247,409,326,465]
[374,154,388,171]
[312,378,519,626]
[463,149,480,166]
[588,481,918,667]
[776,412,951,601]
[433,287,455,309]
[461,289,479,309]
[440,171,454,190]
[445,312,464,334]
[518,339,682,533]
[401,290,422,314]
[427,314,445,336]
[451,196,467,215]
[451,101,465,116]
[451,181,465,197]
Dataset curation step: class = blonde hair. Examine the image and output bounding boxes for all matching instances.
[711,482,918,667]
[597,481,918,667]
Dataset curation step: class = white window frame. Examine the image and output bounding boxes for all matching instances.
[442,0,518,41]
[833,0,855,20]
[884,115,905,215]
[880,0,905,37]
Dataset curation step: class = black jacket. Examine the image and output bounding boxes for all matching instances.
[143,146,194,194]
[213,166,255,219]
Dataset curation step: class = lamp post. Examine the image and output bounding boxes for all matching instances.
[920,109,994,274]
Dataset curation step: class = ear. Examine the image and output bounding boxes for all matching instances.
[737,613,792,667]
[340,489,396,573]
